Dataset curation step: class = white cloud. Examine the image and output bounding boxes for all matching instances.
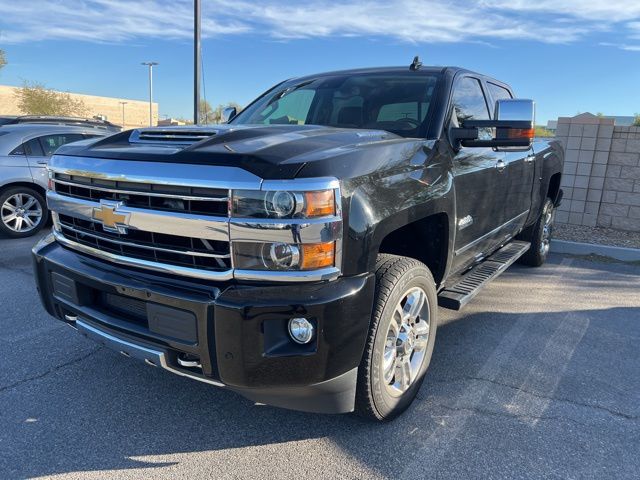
[0,0,638,50]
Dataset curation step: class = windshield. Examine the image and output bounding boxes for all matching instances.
[232,73,440,138]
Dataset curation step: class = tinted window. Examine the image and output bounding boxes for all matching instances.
[37,133,85,156]
[24,138,45,156]
[451,77,490,126]
[377,102,429,123]
[9,143,26,155]
[233,74,439,138]
[487,82,512,104]
[259,89,315,125]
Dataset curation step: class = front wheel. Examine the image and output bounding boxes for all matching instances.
[355,254,438,421]
[0,186,49,238]
[518,198,555,267]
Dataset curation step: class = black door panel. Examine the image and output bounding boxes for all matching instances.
[449,76,508,272]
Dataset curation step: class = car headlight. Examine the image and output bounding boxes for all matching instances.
[233,241,335,271]
[232,189,336,219]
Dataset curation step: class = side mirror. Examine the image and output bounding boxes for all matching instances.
[451,99,535,151]
[221,106,237,124]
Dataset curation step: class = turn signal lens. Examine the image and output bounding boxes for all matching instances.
[301,242,335,269]
[508,128,535,140]
[304,190,335,217]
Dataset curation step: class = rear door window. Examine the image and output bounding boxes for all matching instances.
[36,133,85,156]
[24,138,45,156]
[487,82,512,103]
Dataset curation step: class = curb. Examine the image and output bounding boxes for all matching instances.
[551,239,640,262]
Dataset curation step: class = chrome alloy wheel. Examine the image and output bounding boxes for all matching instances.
[1,193,43,233]
[540,205,555,256]
[382,287,431,396]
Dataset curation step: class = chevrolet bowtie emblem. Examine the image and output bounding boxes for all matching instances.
[92,201,130,234]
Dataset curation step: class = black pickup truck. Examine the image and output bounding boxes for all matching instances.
[32,64,563,421]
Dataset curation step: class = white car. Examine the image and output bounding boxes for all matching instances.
[0,124,107,237]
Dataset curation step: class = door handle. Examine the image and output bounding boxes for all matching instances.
[495,159,506,173]
[524,155,535,163]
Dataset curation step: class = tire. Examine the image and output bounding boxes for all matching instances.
[355,254,438,422]
[0,186,49,238]
[517,198,554,267]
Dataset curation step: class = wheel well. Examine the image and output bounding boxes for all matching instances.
[0,181,46,198]
[547,173,561,204]
[378,213,448,285]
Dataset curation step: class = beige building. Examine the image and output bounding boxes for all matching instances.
[0,85,158,129]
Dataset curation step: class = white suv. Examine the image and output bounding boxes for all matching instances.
[0,124,108,238]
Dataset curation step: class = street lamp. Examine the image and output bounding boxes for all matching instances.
[118,101,128,128]
[141,61,158,126]
[194,0,201,125]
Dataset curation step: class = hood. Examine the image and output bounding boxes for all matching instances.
[54,124,401,179]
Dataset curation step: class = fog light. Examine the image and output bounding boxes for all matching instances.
[288,317,314,344]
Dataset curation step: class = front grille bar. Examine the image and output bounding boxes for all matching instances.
[53,178,229,202]
[53,230,234,281]
[59,223,230,259]
[48,191,229,242]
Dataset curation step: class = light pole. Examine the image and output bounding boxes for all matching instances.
[194,0,201,125]
[141,61,158,126]
[118,101,128,128]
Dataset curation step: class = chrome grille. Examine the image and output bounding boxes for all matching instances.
[57,214,230,271]
[53,173,228,216]
[51,171,233,277]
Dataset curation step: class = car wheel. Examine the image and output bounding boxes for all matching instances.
[0,186,49,238]
[355,254,438,421]
[517,198,554,267]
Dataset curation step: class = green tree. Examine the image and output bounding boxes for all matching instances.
[534,125,554,138]
[633,113,640,127]
[14,82,88,116]
[198,99,215,124]
[0,49,6,73]
[198,101,242,124]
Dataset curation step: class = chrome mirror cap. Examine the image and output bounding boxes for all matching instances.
[495,99,535,125]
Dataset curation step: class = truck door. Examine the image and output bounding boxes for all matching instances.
[449,76,509,272]
[486,82,535,234]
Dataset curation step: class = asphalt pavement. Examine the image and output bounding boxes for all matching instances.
[1,233,638,479]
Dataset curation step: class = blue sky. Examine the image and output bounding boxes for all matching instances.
[1,0,639,124]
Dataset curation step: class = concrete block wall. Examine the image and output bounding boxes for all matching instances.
[599,126,640,231]
[553,113,640,232]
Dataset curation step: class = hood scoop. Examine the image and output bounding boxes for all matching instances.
[130,128,219,145]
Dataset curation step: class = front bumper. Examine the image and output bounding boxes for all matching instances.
[32,234,375,414]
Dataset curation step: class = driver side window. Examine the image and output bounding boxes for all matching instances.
[451,77,490,127]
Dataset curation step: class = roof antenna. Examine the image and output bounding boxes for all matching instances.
[409,56,422,71]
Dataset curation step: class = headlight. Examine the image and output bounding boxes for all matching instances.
[232,189,335,218]
[233,241,335,270]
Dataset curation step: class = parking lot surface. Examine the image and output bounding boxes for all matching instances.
[1,234,638,479]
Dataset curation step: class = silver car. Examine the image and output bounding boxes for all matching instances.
[0,124,108,237]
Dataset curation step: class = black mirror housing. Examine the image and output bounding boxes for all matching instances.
[221,107,237,124]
